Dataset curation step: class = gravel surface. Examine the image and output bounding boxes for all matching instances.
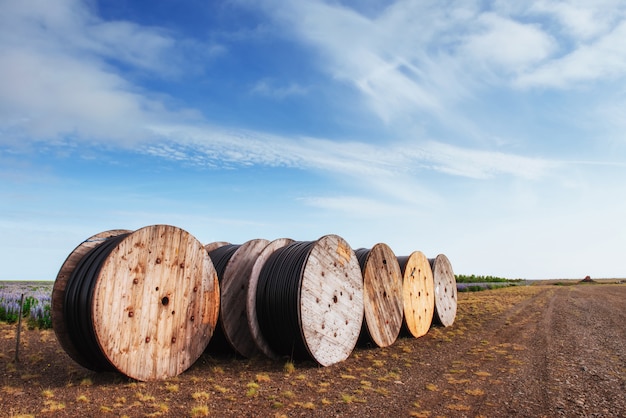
[1,283,624,417]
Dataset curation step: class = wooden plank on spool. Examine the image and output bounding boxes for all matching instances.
[219,238,269,358]
[246,238,294,359]
[429,254,457,327]
[398,251,435,338]
[359,243,403,348]
[300,235,364,366]
[204,242,230,252]
[52,229,131,370]
[92,225,220,381]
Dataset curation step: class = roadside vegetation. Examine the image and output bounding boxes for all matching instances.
[455,275,524,293]
[0,281,53,329]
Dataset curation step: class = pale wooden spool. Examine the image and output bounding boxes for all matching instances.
[356,244,403,348]
[52,229,131,370]
[397,251,435,338]
[204,241,230,252]
[258,235,364,366]
[218,238,269,358]
[429,254,457,327]
[300,235,364,366]
[246,237,294,359]
[58,225,220,381]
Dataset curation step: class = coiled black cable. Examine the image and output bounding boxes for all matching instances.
[64,233,129,372]
[256,241,315,360]
[209,244,241,281]
[396,256,409,274]
[354,248,370,271]
[207,244,241,353]
[354,248,373,346]
[395,255,412,337]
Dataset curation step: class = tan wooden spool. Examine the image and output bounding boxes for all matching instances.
[52,229,131,370]
[397,251,435,338]
[204,241,230,252]
[429,254,457,327]
[299,235,364,366]
[356,244,403,348]
[219,238,269,358]
[246,238,294,359]
[90,225,220,380]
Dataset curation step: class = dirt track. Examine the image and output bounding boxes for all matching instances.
[1,284,625,417]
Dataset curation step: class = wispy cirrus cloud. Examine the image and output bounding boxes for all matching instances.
[251,79,309,99]
[0,0,209,145]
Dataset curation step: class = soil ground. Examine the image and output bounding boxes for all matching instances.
[1,283,625,417]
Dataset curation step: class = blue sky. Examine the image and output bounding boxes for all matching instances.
[1,0,625,280]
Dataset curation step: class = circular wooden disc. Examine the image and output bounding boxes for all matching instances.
[52,229,131,370]
[429,254,457,327]
[220,238,269,358]
[247,238,294,359]
[360,243,403,348]
[399,251,435,338]
[204,242,230,252]
[300,235,364,366]
[92,225,220,381]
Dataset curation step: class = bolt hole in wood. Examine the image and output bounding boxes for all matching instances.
[162,296,169,306]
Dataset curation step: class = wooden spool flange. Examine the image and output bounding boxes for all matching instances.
[429,254,457,327]
[93,225,220,380]
[397,251,435,338]
[219,238,269,358]
[247,237,294,359]
[356,244,403,348]
[204,242,230,252]
[55,225,220,381]
[52,229,131,370]
[298,235,364,366]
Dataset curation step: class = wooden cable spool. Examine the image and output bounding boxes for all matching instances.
[397,251,435,338]
[355,243,403,348]
[429,254,457,327]
[246,238,294,359]
[53,225,220,381]
[217,238,269,358]
[256,235,364,366]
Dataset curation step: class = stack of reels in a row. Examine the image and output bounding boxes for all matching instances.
[52,225,457,381]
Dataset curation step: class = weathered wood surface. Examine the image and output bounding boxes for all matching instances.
[246,238,294,359]
[92,225,220,381]
[220,238,269,358]
[429,254,457,327]
[357,244,403,348]
[52,229,131,371]
[300,235,364,366]
[204,242,230,252]
[397,251,435,338]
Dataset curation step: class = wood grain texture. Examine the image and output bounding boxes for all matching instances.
[204,242,230,252]
[429,254,457,327]
[52,229,131,370]
[398,251,435,338]
[246,238,294,359]
[359,244,403,348]
[91,225,220,381]
[300,235,364,366]
[220,238,269,358]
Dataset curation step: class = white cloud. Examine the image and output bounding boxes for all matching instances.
[462,12,556,72]
[516,21,626,88]
[526,0,625,41]
[251,79,309,99]
[0,0,207,145]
